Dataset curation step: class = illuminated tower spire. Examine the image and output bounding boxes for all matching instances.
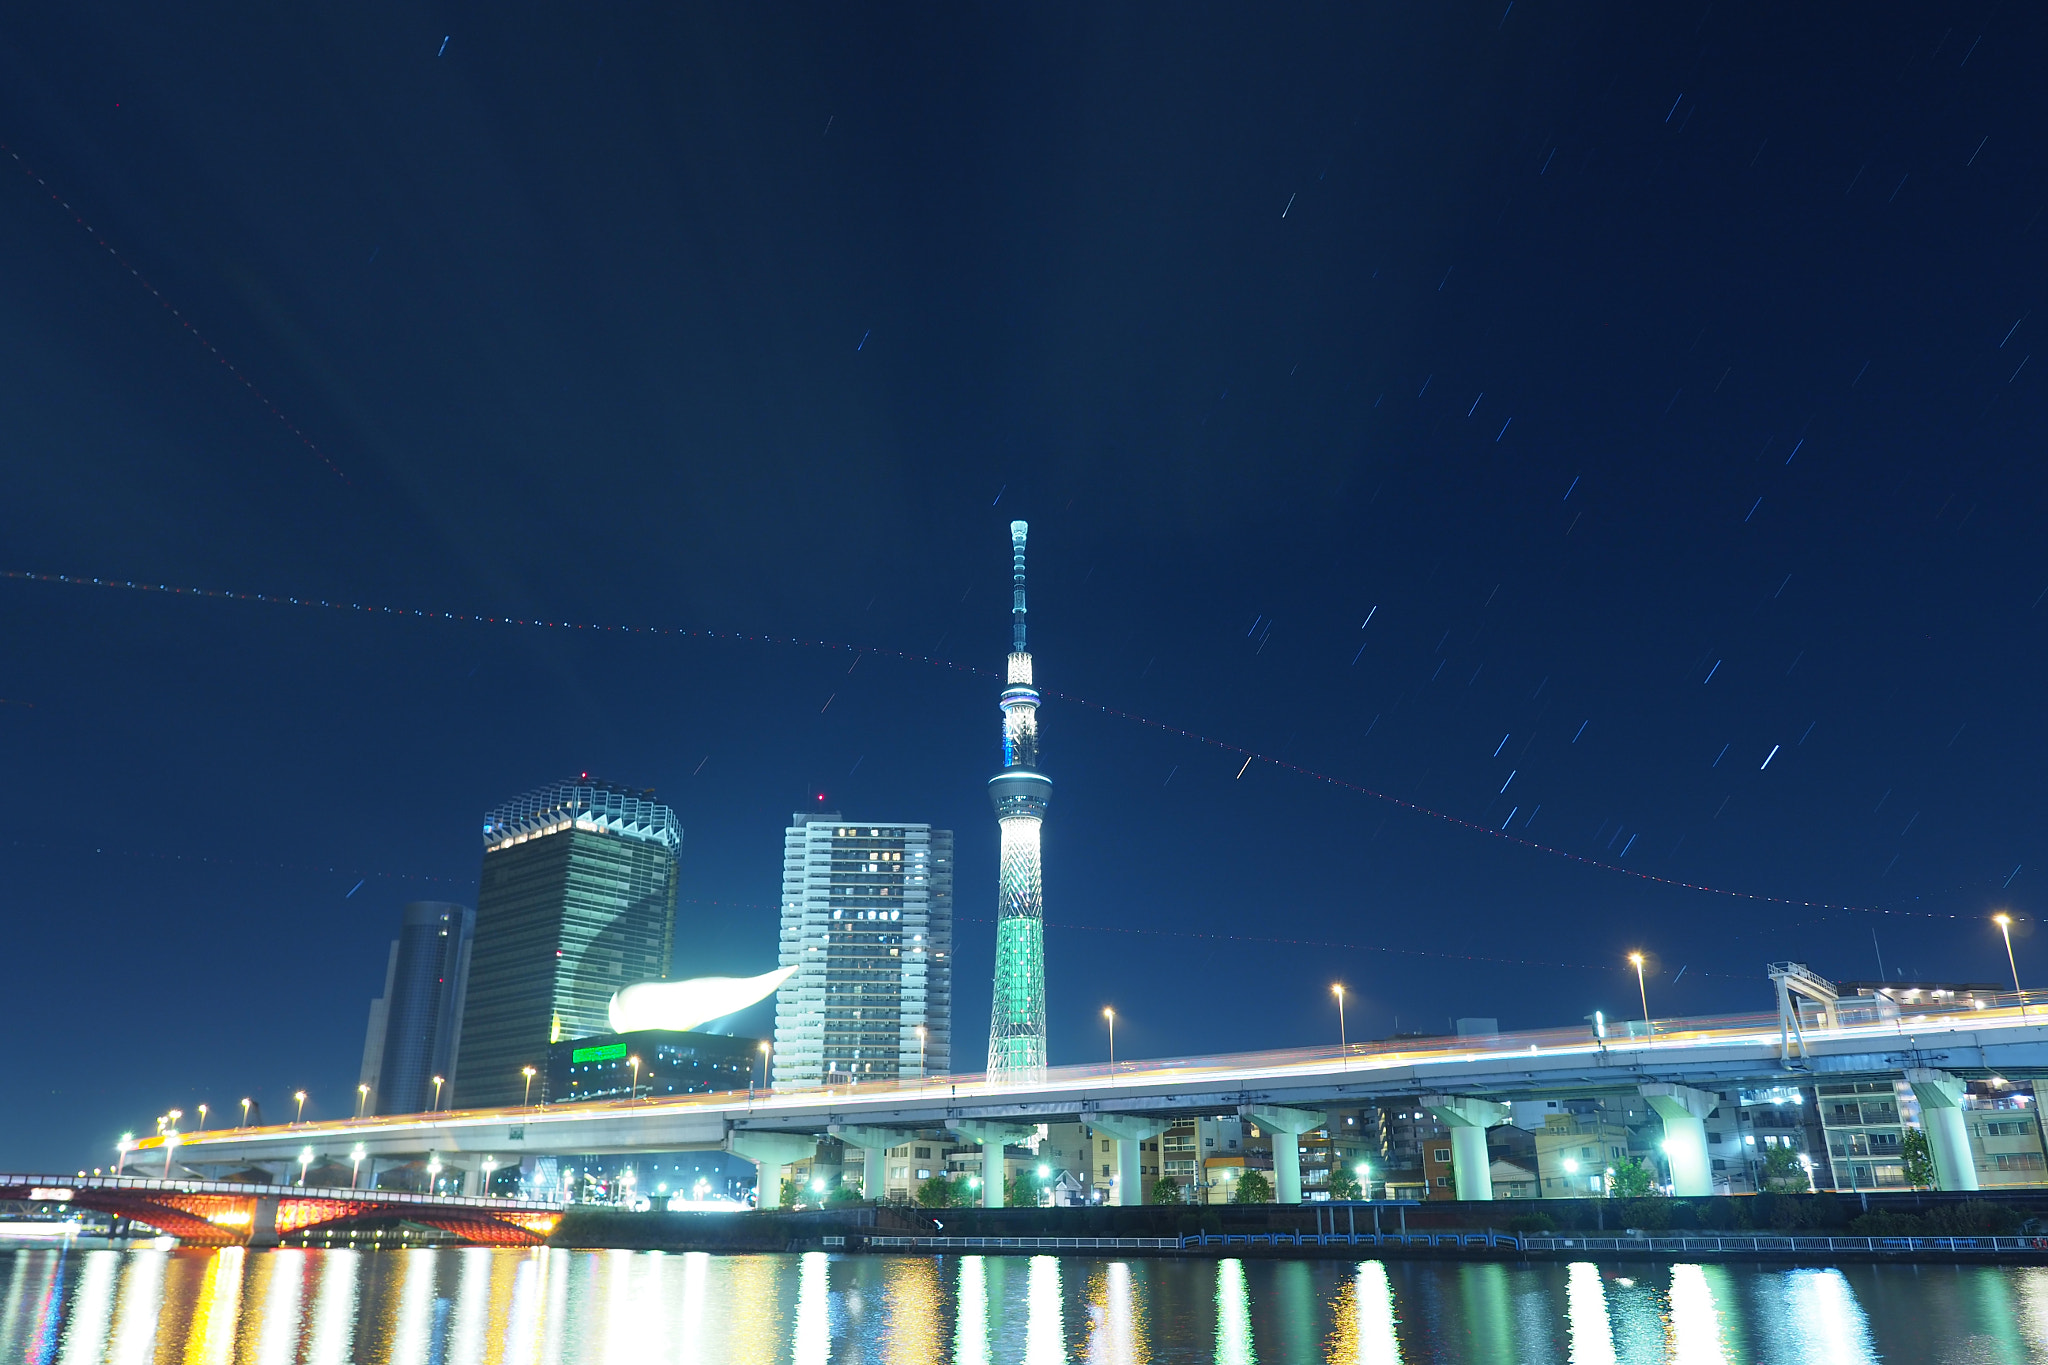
[986,519,1050,1085]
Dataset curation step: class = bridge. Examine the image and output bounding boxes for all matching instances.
[133,984,2048,1212]
[0,1174,563,1246]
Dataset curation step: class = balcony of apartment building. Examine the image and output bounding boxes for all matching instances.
[1965,1081,2048,1189]
[1817,1080,1910,1190]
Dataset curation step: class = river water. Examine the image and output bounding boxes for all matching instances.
[5,1245,2048,1363]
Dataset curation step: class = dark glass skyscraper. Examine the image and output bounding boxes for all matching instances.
[453,778,682,1108]
[358,901,474,1116]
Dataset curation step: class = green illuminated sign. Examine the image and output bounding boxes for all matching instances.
[572,1042,629,1064]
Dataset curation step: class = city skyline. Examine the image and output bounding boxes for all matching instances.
[6,5,2048,1172]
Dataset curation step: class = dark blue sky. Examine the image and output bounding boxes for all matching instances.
[3,3,2044,1170]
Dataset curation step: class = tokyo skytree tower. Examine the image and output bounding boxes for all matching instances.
[986,519,1050,1084]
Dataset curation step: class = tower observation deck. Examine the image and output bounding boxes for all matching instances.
[986,520,1050,1085]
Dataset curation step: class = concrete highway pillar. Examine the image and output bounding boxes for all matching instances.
[727,1132,821,1209]
[950,1122,1037,1208]
[1245,1106,1328,1205]
[1091,1115,1170,1206]
[1421,1095,1510,1200]
[1641,1083,1718,1197]
[248,1196,281,1249]
[829,1125,920,1201]
[1905,1069,1979,1192]
[460,1168,480,1196]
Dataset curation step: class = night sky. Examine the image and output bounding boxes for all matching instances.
[4,4,2045,1171]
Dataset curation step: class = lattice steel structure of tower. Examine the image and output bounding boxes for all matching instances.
[986,519,1051,1084]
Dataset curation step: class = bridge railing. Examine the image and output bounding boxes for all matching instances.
[0,1174,564,1210]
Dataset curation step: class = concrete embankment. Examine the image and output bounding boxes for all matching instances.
[548,1192,2048,1262]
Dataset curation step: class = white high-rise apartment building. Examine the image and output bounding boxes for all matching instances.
[773,813,952,1089]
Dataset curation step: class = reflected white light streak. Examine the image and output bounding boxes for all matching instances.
[1215,1259,1255,1365]
[1348,1261,1401,1365]
[956,1258,990,1365]
[54,1251,117,1365]
[254,1250,306,1365]
[105,1250,166,1365]
[1780,1269,1877,1363]
[446,1248,491,1365]
[1566,1263,1617,1365]
[1668,1265,1728,1365]
[677,1253,709,1365]
[391,1249,438,1365]
[1085,1261,1146,1365]
[793,1252,830,1365]
[1027,1257,1066,1365]
[499,1252,543,1365]
[306,1252,361,1365]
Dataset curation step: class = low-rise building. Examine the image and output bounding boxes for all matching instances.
[1534,1114,1635,1197]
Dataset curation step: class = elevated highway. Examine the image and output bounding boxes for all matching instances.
[136,992,2048,1209]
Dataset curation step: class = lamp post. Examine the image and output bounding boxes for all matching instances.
[240,1098,252,1128]
[521,1067,538,1108]
[356,1084,370,1119]
[1629,953,1650,1035]
[757,1041,771,1091]
[115,1134,133,1176]
[1102,1007,1116,1073]
[916,1025,927,1086]
[297,1146,313,1186]
[196,1104,208,1131]
[627,1055,642,1104]
[1332,984,1348,1067]
[482,1157,497,1195]
[168,1109,183,1129]
[163,1131,180,1177]
[294,1091,308,1125]
[1355,1162,1372,1201]
[1995,913,2026,1017]
[350,1144,366,1189]
[427,1154,442,1193]
[431,1076,445,1111]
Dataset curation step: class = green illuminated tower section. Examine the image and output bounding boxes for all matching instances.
[987,519,1051,1085]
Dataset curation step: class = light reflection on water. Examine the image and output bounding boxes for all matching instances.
[9,1246,2048,1362]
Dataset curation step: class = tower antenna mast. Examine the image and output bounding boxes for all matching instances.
[986,520,1050,1084]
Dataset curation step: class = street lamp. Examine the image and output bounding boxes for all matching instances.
[240,1098,252,1128]
[1995,913,2026,1017]
[294,1091,308,1124]
[168,1109,183,1127]
[627,1055,642,1104]
[298,1146,313,1186]
[1103,1007,1117,1073]
[1332,984,1348,1067]
[521,1066,538,1107]
[482,1157,497,1195]
[115,1134,133,1176]
[196,1104,208,1131]
[427,1154,442,1193]
[1355,1162,1371,1201]
[1629,953,1650,1035]
[757,1041,772,1091]
[350,1144,366,1188]
[432,1076,445,1111]
[356,1084,371,1119]
[163,1130,181,1177]
[916,1025,928,1086]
